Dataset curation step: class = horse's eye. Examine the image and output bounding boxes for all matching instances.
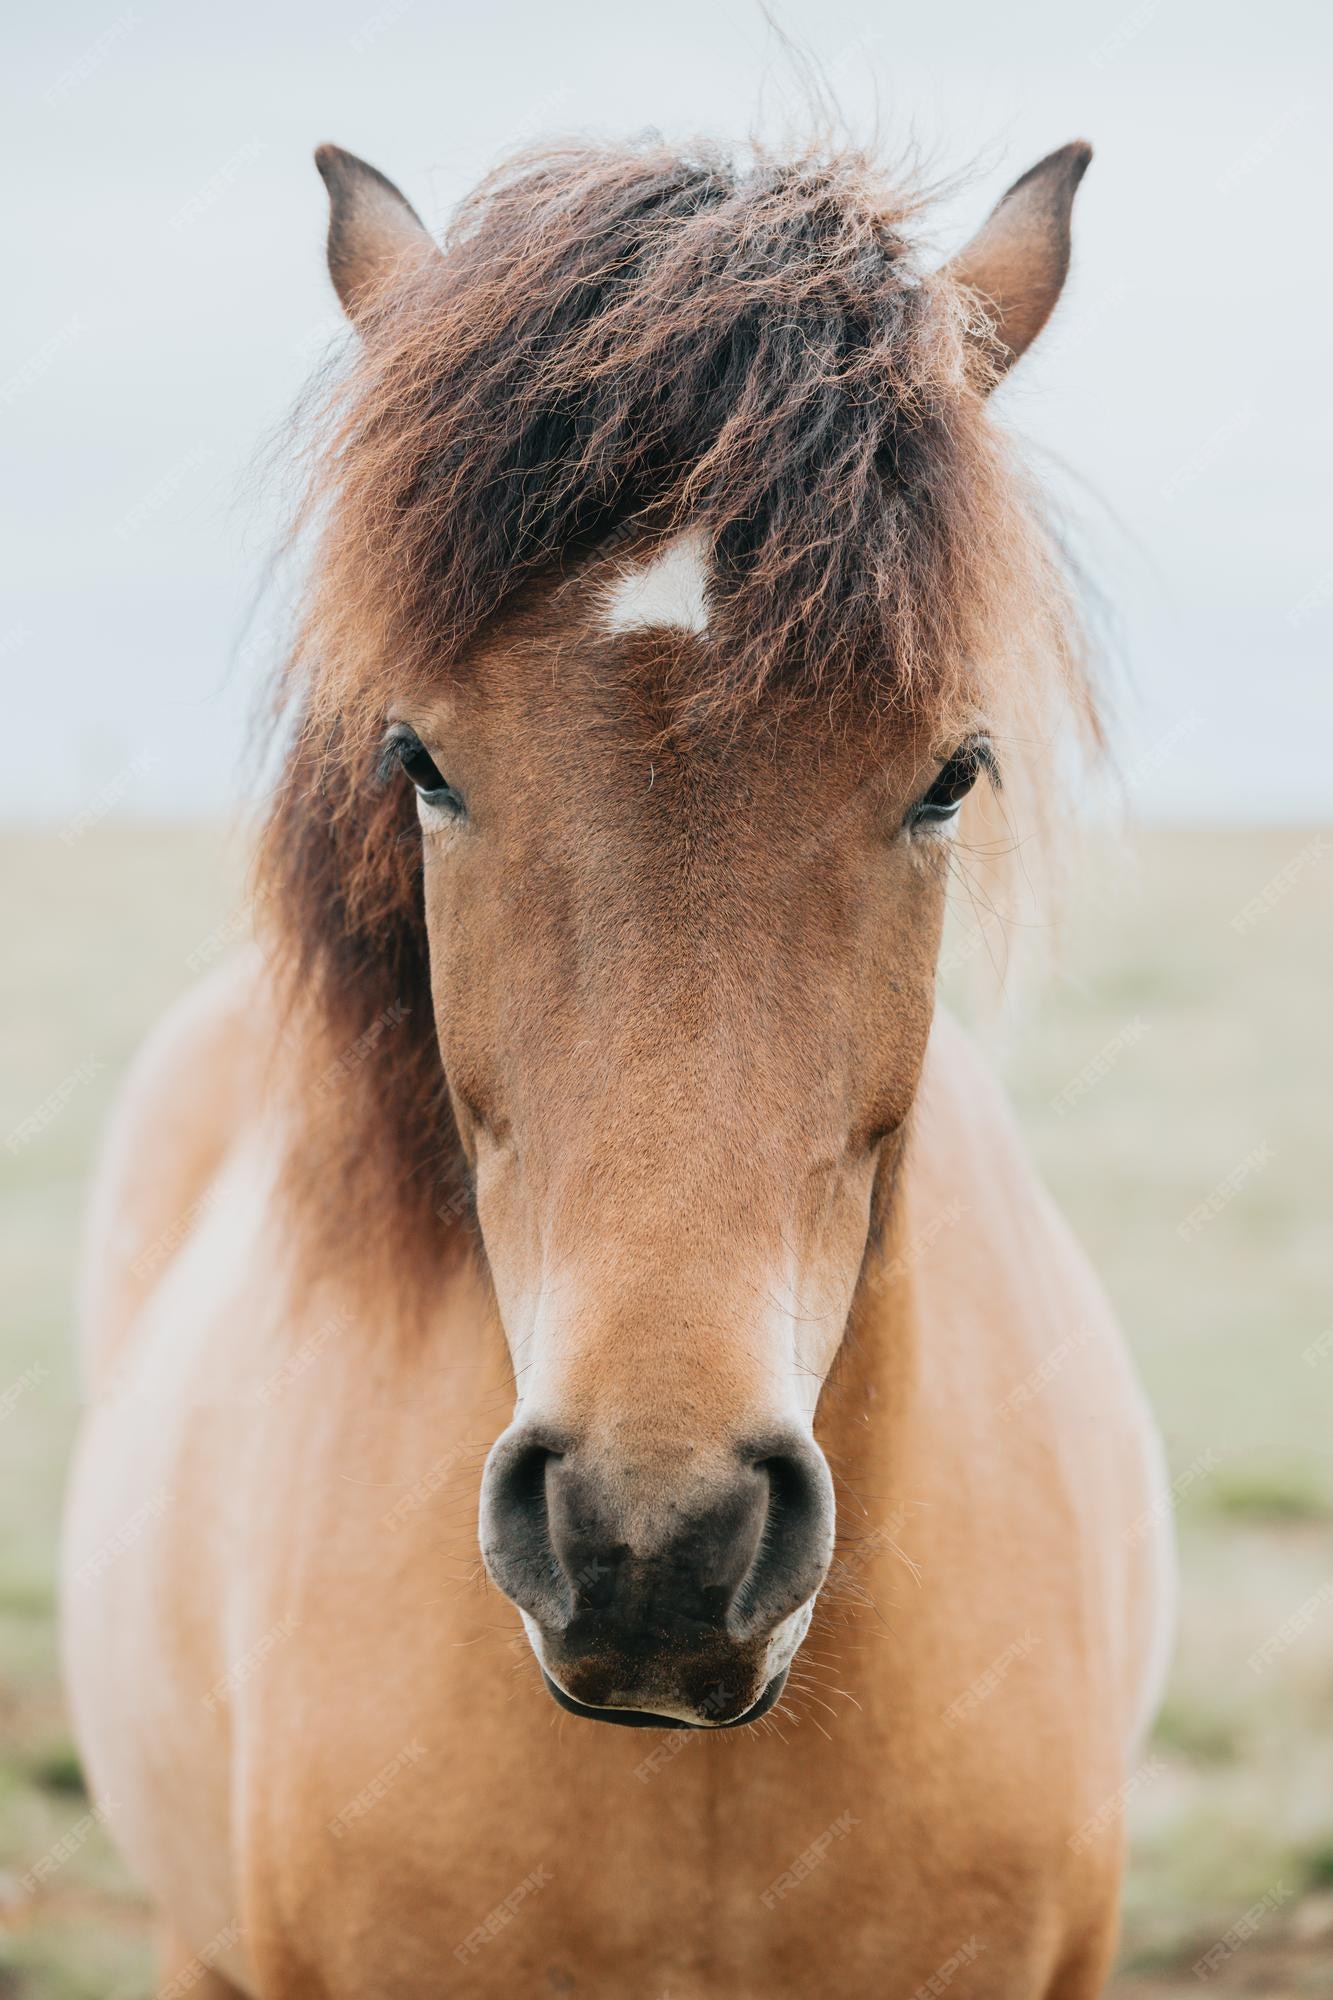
[381,725,465,817]
[905,737,997,831]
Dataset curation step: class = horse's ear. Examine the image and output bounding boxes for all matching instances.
[314,143,441,321]
[943,141,1092,380]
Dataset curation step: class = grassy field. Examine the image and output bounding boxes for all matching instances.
[0,823,1330,1996]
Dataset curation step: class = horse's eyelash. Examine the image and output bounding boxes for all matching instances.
[971,740,1001,789]
[376,730,411,787]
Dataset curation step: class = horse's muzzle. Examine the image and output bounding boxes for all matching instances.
[539,1662,793,1729]
[479,1425,834,1725]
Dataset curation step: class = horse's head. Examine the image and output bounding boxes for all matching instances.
[386,587,970,1729]
[282,136,1091,1726]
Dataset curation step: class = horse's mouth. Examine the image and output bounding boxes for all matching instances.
[539,1665,789,1730]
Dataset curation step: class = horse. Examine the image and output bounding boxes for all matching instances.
[61,129,1174,1998]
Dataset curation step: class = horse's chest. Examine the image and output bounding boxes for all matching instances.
[240,1630,1075,2000]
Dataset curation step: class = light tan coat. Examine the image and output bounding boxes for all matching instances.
[63,950,1171,1997]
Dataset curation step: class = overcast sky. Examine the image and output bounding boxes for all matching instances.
[4,0,1329,823]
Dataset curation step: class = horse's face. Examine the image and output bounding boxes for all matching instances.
[316,137,1087,1725]
[390,566,985,1726]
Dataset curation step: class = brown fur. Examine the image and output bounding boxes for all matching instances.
[257,136,1098,1305]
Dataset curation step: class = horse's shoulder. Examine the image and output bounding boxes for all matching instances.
[76,945,276,1388]
[908,1007,1175,1762]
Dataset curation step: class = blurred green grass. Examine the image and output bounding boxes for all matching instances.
[952,826,1333,1997]
[1,823,1330,1996]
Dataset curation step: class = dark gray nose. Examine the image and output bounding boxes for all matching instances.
[480,1427,835,1649]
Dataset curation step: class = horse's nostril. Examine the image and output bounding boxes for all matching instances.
[480,1430,571,1627]
[491,1440,558,1535]
[515,1442,559,1507]
[757,1450,820,1530]
[730,1441,835,1640]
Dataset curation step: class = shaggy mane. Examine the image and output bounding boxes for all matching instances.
[256,135,1099,1302]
